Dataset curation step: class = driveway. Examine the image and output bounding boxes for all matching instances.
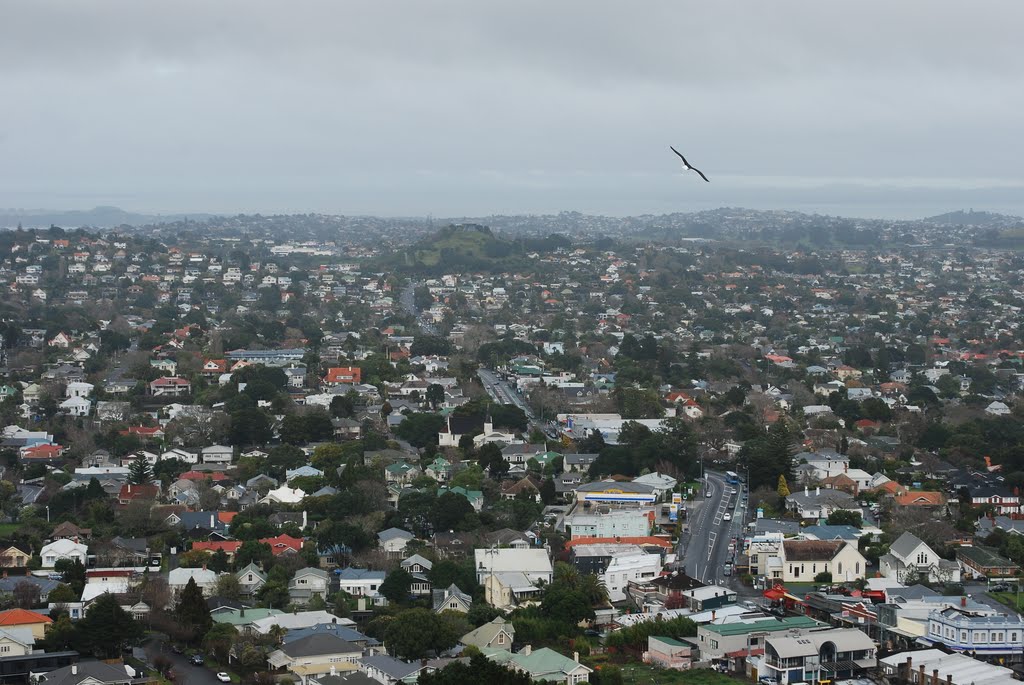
[146,640,225,685]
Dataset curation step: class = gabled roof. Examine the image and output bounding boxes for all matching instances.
[0,609,53,626]
[889,531,928,560]
[782,539,846,561]
[279,633,361,658]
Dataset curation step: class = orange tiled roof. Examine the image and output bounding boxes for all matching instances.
[0,609,53,626]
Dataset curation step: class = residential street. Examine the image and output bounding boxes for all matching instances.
[146,640,225,685]
[678,470,746,588]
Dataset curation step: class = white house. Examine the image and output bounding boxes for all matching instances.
[202,445,234,464]
[260,486,306,505]
[880,532,961,585]
[475,548,553,609]
[168,567,218,596]
[59,396,92,417]
[334,568,386,601]
[65,381,94,399]
[40,539,88,568]
[377,528,414,556]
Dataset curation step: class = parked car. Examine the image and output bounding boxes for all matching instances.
[990,583,1011,592]
[723,512,732,521]
[216,674,231,683]
[189,654,204,666]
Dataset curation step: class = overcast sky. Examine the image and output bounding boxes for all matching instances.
[1,1,1023,219]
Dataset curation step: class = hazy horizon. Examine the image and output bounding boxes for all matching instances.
[3,1,1023,219]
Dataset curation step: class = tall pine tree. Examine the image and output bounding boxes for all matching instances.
[128,457,153,485]
[175,577,213,643]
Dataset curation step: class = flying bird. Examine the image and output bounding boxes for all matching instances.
[670,146,710,183]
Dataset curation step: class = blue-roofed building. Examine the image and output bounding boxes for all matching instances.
[335,568,386,604]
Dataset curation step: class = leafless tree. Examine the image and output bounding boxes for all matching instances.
[13,581,40,609]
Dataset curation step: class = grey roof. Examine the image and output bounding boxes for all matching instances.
[280,633,362,658]
[315,673,378,685]
[41,662,133,685]
[889,531,927,560]
[283,624,379,647]
[357,655,423,680]
[377,527,414,542]
[432,583,472,612]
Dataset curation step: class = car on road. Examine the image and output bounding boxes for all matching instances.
[723,512,732,521]
[705,491,711,498]
[216,674,231,683]
[990,583,1012,592]
[171,644,184,655]
[190,655,205,666]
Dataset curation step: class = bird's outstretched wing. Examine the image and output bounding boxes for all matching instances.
[669,146,689,166]
[692,167,710,183]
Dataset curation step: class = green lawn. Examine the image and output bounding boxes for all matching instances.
[990,591,1024,613]
[0,523,22,537]
[617,666,742,685]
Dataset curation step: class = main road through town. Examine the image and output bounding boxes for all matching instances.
[678,470,746,587]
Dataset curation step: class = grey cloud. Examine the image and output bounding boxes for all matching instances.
[0,1,1022,217]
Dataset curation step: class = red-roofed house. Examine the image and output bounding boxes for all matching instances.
[262,534,304,556]
[19,444,65,461]
[118,483,159,507]
[0,609,53,639]
[324,367,361,386]
[121,426,165,441]
[894,491,946,508]
[179,470,230,482]
[149,377,191,397]
[202,359,227,377]
[192,541,243,559]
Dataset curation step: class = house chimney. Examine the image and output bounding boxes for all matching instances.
[945,675,952,685]
[210,514,215,528]
[932,669,939,685]
[919,664,925,685]
[816,486,820,497]
[904,656,912,681]
[573,652,579,663]
[805,487,809,497]
[302,510,308,529]
[961,596,967,607]
[521,645,532,656]
[712,610,716,621]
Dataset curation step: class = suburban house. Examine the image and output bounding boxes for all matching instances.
[39,539,88,568]
[0,546,31,568]
[785,487,859,520]
[475,548,553,610]
[236,563,267,597]
[267,633,364,683]
[488,646,593,684]
[335,568,385,602]
[168,567,218,596]
[149,377,192,397]
[880,532,961,585]
[377,528,414,556]
[400,555,432,596]
[460,617,515,652]
[289,568,331,606]
[431,584,472,614]
[924,606,1024,658]
[0,609,53,640]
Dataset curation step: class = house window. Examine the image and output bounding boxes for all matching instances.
[917,552,928,564]
[838,562,843,575]
[0,646,10,654]
[961,631,967,642]
[497,634,505,645]
[855,562,860,574]
[450,602,459,609]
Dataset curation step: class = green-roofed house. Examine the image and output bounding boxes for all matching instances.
[384,461,420,486]
[439,485,484,512]
[211,606,284,632]
[647,636,692,670]
[425,457,452,483]
[488,646,593,684]
[697,615,825,661]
